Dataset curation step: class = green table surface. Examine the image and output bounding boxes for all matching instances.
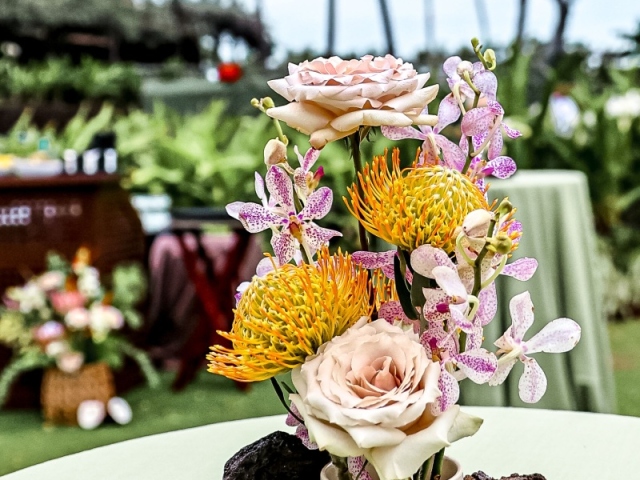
[460,170,616,413]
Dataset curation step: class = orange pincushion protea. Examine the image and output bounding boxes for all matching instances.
[345,148,489,253]
[207,249,371,382]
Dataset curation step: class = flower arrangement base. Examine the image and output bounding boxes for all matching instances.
[224,431,330,480]
[464,473,546,480]
[320,456,462,480]
[40,362,115,425]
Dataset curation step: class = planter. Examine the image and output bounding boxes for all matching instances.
[40,362,115,425]
[320,456,462,480]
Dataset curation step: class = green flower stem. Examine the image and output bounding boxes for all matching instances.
[349,130,370,252]
[461,90,481,175]
[330,454,352,480]
[429,448,446,480]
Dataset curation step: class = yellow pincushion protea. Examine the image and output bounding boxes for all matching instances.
[346,148,489,253]
[207,250,371,382]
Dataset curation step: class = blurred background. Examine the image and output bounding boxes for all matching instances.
[0,0,639,474]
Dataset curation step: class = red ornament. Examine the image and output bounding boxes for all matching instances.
[217,62,243,83]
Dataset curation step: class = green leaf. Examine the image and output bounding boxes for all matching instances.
[393,254,418,320]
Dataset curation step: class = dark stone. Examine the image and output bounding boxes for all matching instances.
[223,431,331,480]
[464,472,547,480]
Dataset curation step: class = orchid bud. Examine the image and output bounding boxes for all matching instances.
[456,60,474,77]
[496,198,514,217]
[483,49,497,70]
[264,138,287,166]
[485,233,513,254]
[462,209,494,238]
[261,97,275,109]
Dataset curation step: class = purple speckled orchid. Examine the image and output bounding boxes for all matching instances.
[293,146,324,201]
[421,325,497,414]
[381,112,465,170]
[459,100,520,179]
[285,403,318,450]
[226,165,341,264]
[489,291,582,403]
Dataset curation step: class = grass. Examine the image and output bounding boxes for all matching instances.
[1,320,639,475]
[0,370,287,476]
[608,319,640,417]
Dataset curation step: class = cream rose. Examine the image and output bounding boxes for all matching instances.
[290,318,482,480]
[267,55,439,149]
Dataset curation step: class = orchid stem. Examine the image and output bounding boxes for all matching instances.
[350,130,370,252]
[461,91,482,175]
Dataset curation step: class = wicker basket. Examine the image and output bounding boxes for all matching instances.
[41,362,115,425]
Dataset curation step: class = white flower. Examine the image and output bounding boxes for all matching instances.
[290,318,482,480]
[489,291,581,403]
[267,55,438,149]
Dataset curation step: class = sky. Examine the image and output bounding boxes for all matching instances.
[223,0,640,62]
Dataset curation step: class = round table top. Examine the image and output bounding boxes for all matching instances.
[5,406,640,479]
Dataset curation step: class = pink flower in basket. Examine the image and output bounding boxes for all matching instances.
[50,291,86,315]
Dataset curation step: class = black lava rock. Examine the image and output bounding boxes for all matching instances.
[223,431,331,480]
[464,473,547,480]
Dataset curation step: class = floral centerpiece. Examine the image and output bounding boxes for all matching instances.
[208,40,582,480]
[0,248,158,420]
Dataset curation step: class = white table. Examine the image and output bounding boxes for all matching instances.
[5,407,640,479]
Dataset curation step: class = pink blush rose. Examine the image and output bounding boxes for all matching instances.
[50,291,86,315]
[267,55,439,149]
[290,318,482,480]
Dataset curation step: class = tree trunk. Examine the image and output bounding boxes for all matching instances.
[378,0,395,56]
[551,0,572,65]
[326,0,336,56]
[515,0,528,49]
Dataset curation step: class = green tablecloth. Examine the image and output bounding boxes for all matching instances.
[459,170,616,413]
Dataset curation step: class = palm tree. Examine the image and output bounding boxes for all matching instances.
[327,0,336,56]
[474,0,491,43]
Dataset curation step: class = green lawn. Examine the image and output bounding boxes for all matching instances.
[1,320,639,476]
[0,370,286,476]
[608,320,640,417]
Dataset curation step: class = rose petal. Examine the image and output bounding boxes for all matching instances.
[310,125,358,149]
[502,257,538,281]
[383,84,439,112]
[266,102,334,135]
[519,357,547,403]
[525,318,581,354]
[331,110,413,132]
[509,291,535,342]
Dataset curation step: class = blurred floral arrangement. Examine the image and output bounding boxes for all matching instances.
[0,248,158,406]
[207,39,582,480]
